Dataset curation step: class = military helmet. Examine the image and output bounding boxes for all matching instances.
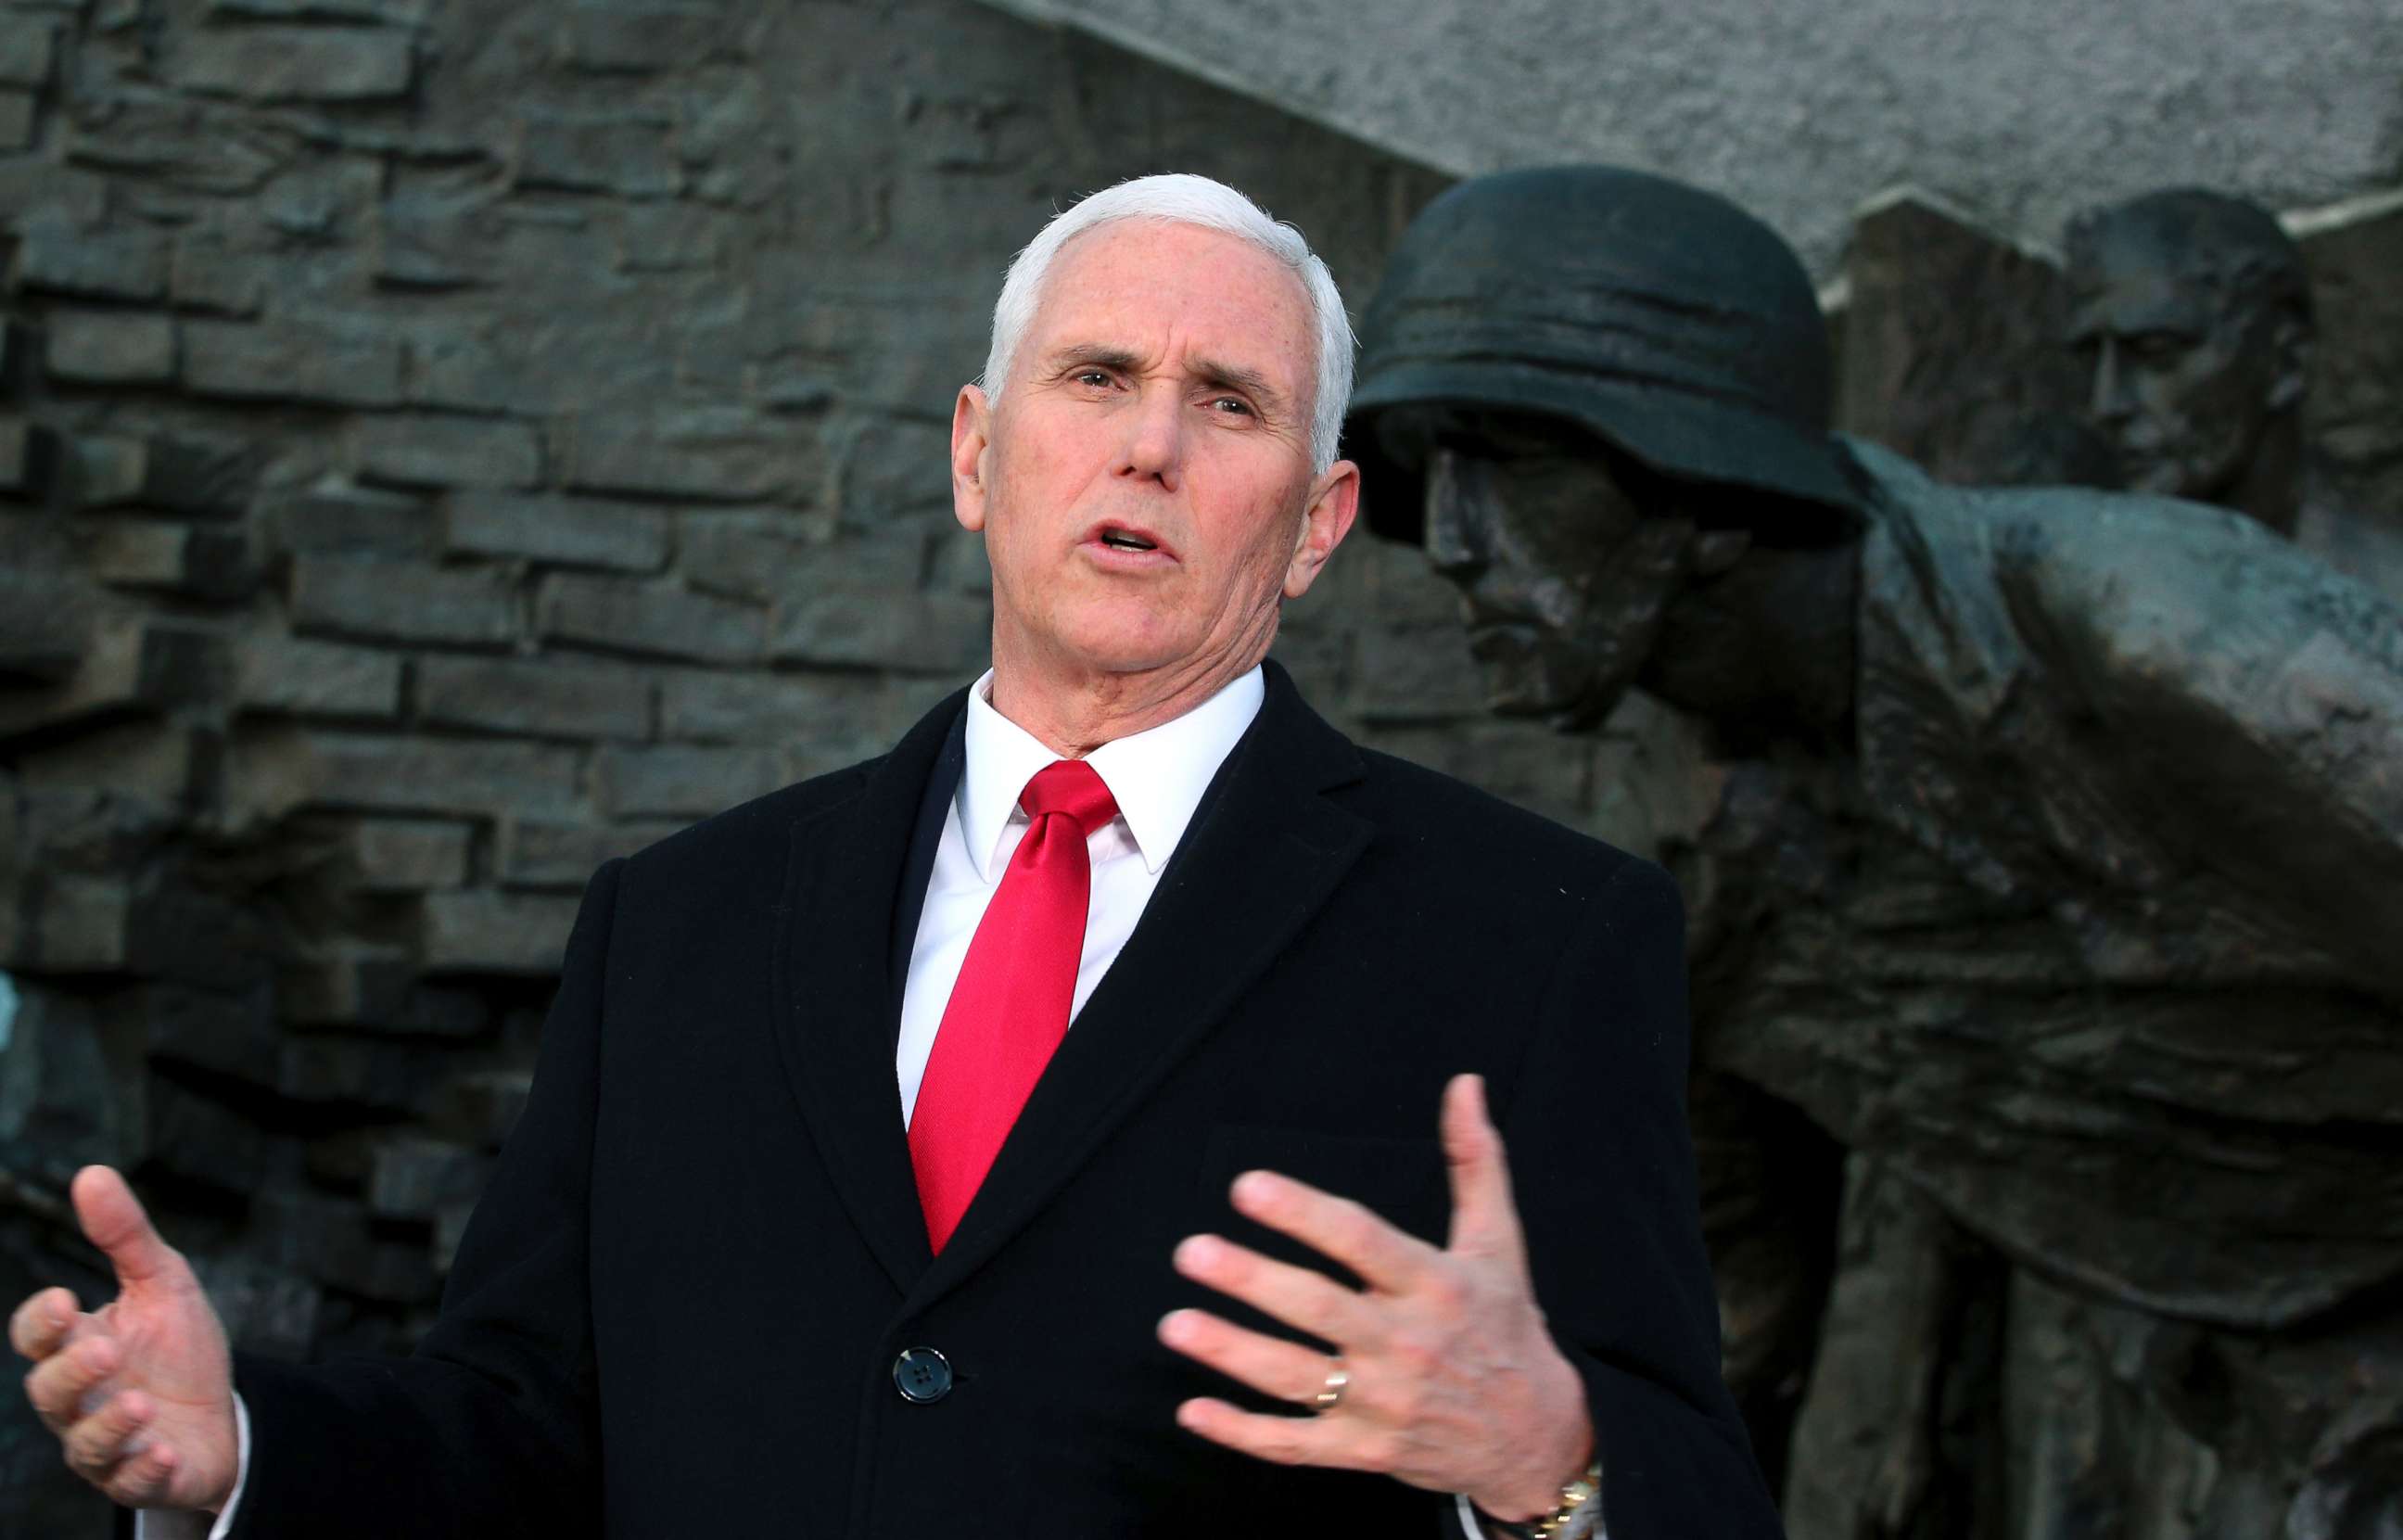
[1346,165,1860,541]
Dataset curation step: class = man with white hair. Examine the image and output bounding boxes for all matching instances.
[13,174,1774,1538]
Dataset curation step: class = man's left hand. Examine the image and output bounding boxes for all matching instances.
[1159,1074,1593,1521]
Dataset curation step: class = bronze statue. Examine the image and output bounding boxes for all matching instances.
[1347,165,2403,1536]
[2066,188,2403,595]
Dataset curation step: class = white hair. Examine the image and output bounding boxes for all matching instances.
[978,173,1356,476]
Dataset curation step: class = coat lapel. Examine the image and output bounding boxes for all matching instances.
[770,687,967,1295]
[909,664,1373,1305]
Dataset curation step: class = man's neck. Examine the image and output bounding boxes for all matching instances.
[986,638,1273,758]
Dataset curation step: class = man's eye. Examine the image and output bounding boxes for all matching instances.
[1074,369,1112,388]
[1207,396,1254,417]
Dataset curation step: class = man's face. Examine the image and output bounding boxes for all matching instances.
[950,222,1356,689]
[2066,239,2290,503]
[1408,414,1741,731]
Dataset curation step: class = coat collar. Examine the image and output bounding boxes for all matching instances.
[769,660,1371,1299]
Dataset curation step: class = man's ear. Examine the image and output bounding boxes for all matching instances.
[2265,311,2312,414]
[1284,460,1361,601]
[952,385,992,534]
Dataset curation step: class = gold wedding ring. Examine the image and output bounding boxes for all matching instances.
[1315,1360,1350,1414]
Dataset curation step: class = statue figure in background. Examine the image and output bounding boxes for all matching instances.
[2066,188,2403,594]
[1345,165,2403,1538]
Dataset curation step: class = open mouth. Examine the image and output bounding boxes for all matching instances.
[1098,527,1158,553]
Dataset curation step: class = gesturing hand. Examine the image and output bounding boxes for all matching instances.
[10,1166,239,1514]
[1159,1074,1593,1521]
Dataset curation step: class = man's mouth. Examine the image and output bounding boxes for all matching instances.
[1099,528,1158,552]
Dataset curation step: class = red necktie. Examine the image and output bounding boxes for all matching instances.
[909,758,1121,1254]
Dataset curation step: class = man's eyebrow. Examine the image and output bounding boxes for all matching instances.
[1042,343,1145,375]
[1189,356,1290,414]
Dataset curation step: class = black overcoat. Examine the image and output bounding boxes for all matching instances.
[223,663,1781,1537]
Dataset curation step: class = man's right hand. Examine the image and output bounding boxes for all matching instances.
[10,1165,238,1514]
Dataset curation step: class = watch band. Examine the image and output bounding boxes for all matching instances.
[1476,1459,1602,1540]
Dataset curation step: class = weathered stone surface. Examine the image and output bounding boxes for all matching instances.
[205,0,431,23]
[44,310,177,384]
[0,558,96,681]
[174,25,416,102]
[515,115,679,198]
[0,92,38,153]
[366,1135,488,1219]
[234,633,404,719]
[557,2,749,73]
[350,414,543,490]
[224,728,581,823]
[444,491,670,571]
[289,556,517,648]
[146,1076,271,1193]
[536,573,763,663]
[280,952,488,1035]
[680,515,920,605]
[7,217,169,300]
[655,668,886,754]
[0,620,227,740]
[418,888,579,974]
[426,1068,532,1150]
[1350,623,1486,723]
[83,520,257,600]
[170,231,268,314]
[12,722,199,808]
[497,817,681,888]
[347,819,473,892]
[0,417,62,501]
[561,407,809,502]
[415,654,650,740]
[68,430,260,517]
[261,478,437,558]
[768,588,987,675]
[252,1188,437,1303]
[23,877,134,973]
[184,318,405,408]
[593,744,782,818]
[0,986,141,1174]
[0,16,57,89]
[2295,189,2403,526]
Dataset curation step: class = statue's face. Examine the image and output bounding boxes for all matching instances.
[1407,414,1742,731]
[2065,233,2290,504]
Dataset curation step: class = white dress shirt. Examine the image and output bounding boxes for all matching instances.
[149,665,1518,1538]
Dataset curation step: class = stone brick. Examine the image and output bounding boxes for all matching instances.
[348,819,472,891]
[416,654,650,741]
[289,556,517,648]
[444,491,669,571]
[253,1188,438,1303]
[515,115,679,198]
[184,318,404,408]
[9,218,170,301]
[426,1068,533,1149]
[656,668,887,753]
[206,0,432,23]
[261,478,437,557]
[562,407,808,503]
[143,983,282,1088]
[0,17,55,89]
[1352,623,1489,723]
[0,90,34,152]
[27,877,134,971]
[174,26,416,103]
[768,588,987,675]
[279,951,486,1034]
[536,574,762,664]
[593,745,782,819]
[0,620,227,740]
[272,1034,442,1111]
[680,516,921,605]
[224,728,581,824]
[83,521,257,601]
[367,1136,489,1219]
[497,817,680,888]
[419,888,579,974]
[68,430,258,517]
[350,414,542,490]
[146,1078,270,1194]
[44,311,177,385]
[235,634,404,719]
[557,3,745,73]
[14,722,200,808]
[169,232,267,315]
[0,560,95,681]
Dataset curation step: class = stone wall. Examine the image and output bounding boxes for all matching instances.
[0,1,1621,1529]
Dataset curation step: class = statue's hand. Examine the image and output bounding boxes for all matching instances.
[10,1166,240,1513]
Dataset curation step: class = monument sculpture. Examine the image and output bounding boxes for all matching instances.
[2065,188,2403,596]
[1345,165,2403,1536]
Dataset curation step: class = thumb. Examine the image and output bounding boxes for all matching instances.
[71,1167,182,1291]
[1441,1075,1526,1264]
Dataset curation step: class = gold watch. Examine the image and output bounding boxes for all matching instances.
[1475,1459,1602,1540]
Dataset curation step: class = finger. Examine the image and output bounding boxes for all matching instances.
[71,1167,180,1290]
[1175,1395,1390,1474]
[10,1288,80,1361]
[1440,1074,1527,1261]
[63,1389,152,1473]
[1159,1308,1341,1407]
[1172,1234,1369,1348]
[1228,1171,1437,1295]
[23,1332,117,1431]
[102,1439,182,1508]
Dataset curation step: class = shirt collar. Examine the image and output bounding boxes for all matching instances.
[957,666,1266,883]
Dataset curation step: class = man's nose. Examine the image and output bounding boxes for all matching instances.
[1422,450,1490,579]
[1114,386,1182,489]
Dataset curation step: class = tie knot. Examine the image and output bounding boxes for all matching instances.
[1018,759,1120,837]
